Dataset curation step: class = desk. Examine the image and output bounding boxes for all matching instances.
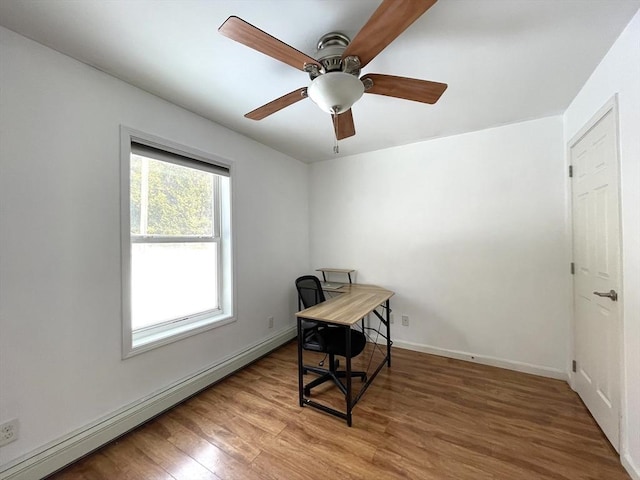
[295,284,394,426]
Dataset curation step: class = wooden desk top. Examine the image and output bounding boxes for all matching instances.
[296,284,394,326]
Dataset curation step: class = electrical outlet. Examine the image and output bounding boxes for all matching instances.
[0,419,19,447]
[268,316,274,329]
[389,313,394,324]
[401,315,409,327]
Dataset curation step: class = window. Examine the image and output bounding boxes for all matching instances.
[121,128,233,357]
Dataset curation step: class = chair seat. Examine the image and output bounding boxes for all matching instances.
[318,327,366,358]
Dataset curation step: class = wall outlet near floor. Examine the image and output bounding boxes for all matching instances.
[401,315,409,327]
[268,316,274,329]
[0,419,19,447]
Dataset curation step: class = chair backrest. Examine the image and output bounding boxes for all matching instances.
[295,275,326,309]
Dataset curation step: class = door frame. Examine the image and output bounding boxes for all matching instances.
[567,94,624,449]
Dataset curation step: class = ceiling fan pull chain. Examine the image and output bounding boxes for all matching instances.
[333,110,339,154]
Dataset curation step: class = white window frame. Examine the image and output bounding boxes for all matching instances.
[120,126,235,358]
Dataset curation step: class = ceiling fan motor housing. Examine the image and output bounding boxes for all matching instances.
[307,32,362,77]
[315,32,351,72]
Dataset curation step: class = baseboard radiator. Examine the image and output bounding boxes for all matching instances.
[0,327,297,480]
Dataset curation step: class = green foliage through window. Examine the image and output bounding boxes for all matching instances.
[131,154,215,236]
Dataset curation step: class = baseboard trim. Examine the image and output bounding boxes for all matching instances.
[623,453,640,480]
[0,327,297,480]
[392,340,568,381]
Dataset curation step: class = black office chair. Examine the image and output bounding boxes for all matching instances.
[295,275,367,396]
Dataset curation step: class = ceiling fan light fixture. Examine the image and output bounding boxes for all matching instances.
[307,72,364,114]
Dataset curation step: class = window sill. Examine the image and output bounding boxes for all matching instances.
[124,313,235,358]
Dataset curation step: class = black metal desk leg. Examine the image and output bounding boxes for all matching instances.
[346,326,352,427]
[386,300,391,367]
[297,317,304,407]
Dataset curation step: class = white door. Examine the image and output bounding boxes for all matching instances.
[571,103,621,451]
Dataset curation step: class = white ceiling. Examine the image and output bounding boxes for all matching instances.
[1,0,638,162]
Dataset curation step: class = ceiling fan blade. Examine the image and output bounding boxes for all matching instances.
[362,74,447,104]
[245,88,308,120]
[332,109,356,140]
[342,0,437,68]
[219,16,321,72]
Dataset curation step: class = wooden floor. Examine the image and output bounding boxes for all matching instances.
[48,341,629,480]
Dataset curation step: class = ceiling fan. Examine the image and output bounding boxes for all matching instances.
[219,0,447,151]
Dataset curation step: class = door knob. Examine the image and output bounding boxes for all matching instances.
[593,290,618,302]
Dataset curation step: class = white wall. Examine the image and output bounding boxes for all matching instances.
[0,27,308,468]
[310,116,570,377]
[564,10,640,478]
